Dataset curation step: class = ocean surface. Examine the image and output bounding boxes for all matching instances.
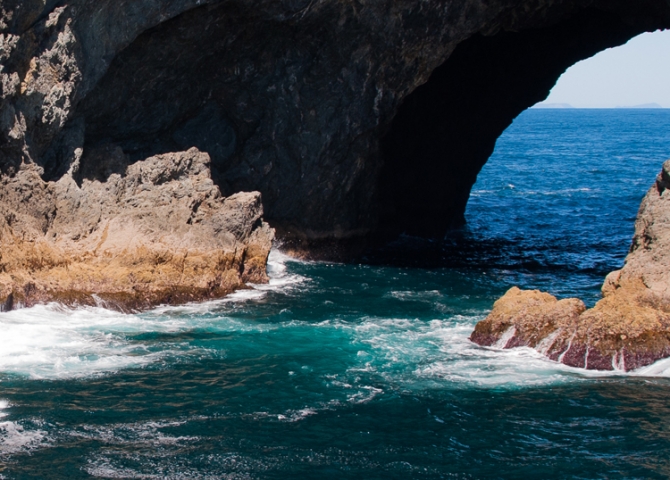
[2,109,670,479]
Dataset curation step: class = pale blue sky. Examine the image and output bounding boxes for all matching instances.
[541,29,670,108]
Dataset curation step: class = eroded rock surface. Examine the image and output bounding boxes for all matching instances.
[471,161,670,371]
[2,1,670,257]
[0,147,274,312]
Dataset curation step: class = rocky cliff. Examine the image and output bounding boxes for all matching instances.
[2,0,670,309]
[471,160,670,371]
[0,147,273,312]
[2,0,670,259]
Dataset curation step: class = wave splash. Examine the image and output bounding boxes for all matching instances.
[1,249,670,385]
[0,400,46,457]
[0,250,307,380]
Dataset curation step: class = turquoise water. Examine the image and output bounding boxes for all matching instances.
[2,109,670,478]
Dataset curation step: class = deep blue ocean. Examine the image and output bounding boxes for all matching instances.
[2,109,670,479]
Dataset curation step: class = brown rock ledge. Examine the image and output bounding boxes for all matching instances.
[470,160,670,371]
[0,148,274,312]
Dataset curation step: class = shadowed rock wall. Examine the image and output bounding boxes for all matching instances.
[2,0,670,259]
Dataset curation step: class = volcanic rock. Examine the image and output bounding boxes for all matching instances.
[0,147,274,312]
[2,1,670,257]
[471,161,670,371]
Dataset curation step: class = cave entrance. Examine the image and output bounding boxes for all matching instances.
[377,10,664,241]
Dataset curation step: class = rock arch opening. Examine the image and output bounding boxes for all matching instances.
[377,8,660,240]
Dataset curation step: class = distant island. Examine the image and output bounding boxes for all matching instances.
[532,103,574,109]
[616,103,664,109]
[532,102,666,109]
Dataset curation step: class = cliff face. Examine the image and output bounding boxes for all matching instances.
[1,1,670,309]
[2,0,670,258]
[471,161,670,372]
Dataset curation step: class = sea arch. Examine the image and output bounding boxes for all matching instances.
[3,0,670,258]
[378,9,669,240]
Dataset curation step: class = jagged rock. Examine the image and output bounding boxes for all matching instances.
[471,161,670,371]
[2,1,670,257]
[0,147,274,312]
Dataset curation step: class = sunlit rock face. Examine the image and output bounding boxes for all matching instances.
[0,147,273,312]
[1,0,670,267]
[471,161,670,372]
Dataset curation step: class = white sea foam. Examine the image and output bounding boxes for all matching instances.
[0,249,310,379]
[261,249,310,289]
[277,408,319,422]
[79,420,205,479]
[324,315,652,389]
[0,297,291,378]
[354,316,576,388]
[0,401,46,456]
[2,247,670,385]
[518,187,595,196]
[0,303,187,379]
[493,326,517,349]
[71,419,198,449]
[632,356,670,377]
[0,421,46,456]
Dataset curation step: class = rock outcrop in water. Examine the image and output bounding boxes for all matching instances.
[471,161,670,371]
[0,147,273,312]
[2,1,670,259]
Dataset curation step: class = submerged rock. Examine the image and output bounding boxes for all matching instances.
[0,148,274,312]
[471,161,670,371]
